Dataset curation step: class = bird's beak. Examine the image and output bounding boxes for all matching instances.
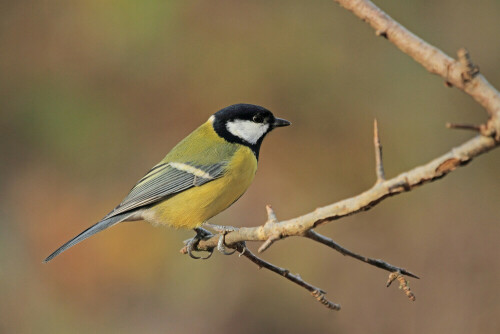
[273,118,291,128]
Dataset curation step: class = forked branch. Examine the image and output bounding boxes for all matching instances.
[180,0,500,310]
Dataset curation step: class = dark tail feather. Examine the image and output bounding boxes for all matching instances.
[43,212,133,263]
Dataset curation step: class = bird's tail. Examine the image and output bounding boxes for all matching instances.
[43,212,133,263]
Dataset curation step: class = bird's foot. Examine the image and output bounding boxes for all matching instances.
[184,227,214,260]
[217,231,236,255]
[202,223,238,233]
[203,223,238,255]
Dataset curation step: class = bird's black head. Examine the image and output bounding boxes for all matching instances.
[211,103,291,159]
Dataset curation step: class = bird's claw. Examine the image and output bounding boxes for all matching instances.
[217,232,236,255]
[185,227,214,260]
[203,223,237,255]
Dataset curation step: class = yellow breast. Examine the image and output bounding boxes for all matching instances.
[145,145,257,229]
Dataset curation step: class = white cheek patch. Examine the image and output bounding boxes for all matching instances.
[226,120,270,144]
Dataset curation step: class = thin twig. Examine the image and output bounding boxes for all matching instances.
[305,230,419,279]
[373,119,385,183]
[234,243,341,311]
[180,236,341,310]
[446,123,482,132]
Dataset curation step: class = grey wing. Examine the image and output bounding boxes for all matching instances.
[102,161,228,220]
[43,161,228,263]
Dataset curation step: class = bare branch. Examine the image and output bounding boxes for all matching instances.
[188,134,498,253]
[332,0,500,138]
[373,119,385,183]
[180,240,341,310]
[304,230,419,279]
[179,0,500,310]
[188,0,500,254]
[234,243,341,311]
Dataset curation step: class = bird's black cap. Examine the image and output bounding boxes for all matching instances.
[212,104,290,159]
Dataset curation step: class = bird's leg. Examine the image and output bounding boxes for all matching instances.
[184,227,214,260]
[203,223,238,255]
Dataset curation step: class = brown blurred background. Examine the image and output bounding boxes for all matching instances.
[1,0,500,333]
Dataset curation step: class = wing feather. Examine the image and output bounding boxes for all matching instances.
[102,161,228,220]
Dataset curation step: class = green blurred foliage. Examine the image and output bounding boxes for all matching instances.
[1,1,499,333]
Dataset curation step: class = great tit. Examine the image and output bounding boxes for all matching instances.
[44,103,290,262]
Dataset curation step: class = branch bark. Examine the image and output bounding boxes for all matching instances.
[186,135,498,251]
[181,0,500,310]
[333,0,500,138]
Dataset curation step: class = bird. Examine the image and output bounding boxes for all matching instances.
[44,103,290,262]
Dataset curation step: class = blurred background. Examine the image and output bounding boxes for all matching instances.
[1,0,499,333]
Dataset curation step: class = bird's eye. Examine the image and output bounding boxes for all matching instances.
[253,115,264,123]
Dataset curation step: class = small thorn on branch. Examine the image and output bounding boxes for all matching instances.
[258,233,280,253]
[258,205,282,253]
[446,122,491,137]
[446,122,482,132]
[265,204,278,224]
[386,272,416,301]
[457,48,479,83]
[373,119,386,183]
